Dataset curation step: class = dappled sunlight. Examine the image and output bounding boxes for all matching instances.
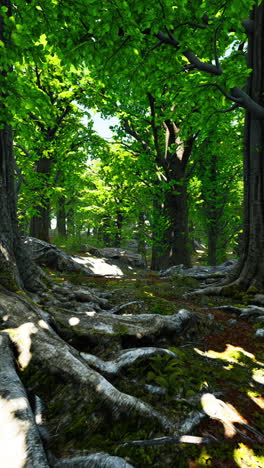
[0,396,30,468]
[252,368,264,385]
[38,319,49,329]
[0,243,11,261]
[74,255,124,276]
[194,344,264,388]
[233,443,264,467]
[247,391,264,410]
[69,316,80,326]
[194,344,257,366]
[85,311,96,316]
[201,393,247,438]
[4,323,38,370]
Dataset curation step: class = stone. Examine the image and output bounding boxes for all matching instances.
[160,260,238,279]
[255,329,264,338]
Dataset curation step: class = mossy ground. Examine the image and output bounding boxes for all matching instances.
[21,267,264,468]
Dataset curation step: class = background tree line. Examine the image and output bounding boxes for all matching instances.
[1,0,263,290]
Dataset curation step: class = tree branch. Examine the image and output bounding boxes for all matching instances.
[198,83,241,102]
[122,119,151,152]
[215,103,239,113]
[182,131,199,169]
[231,86,264,119]
[156,32,222,76]
[147,92,164,166]
[119,434,215,447]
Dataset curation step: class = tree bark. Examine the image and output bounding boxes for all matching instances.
[234,2,264,289]
[0,333,49,467]
[136,212,147,267]
[56,197,67,237]
[162,180,191,268]
[114,211,123,247]
[30,157,52,243]
[189,2,264,295]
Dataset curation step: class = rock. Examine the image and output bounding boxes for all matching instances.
[253,294,264,305]
[160,260,238,279]
[255,329,264,338]
[80,244,102,257]
[23,237,94,275]
[82,245,146,268]
[160,265,185,277]
[227,319,238,326]
[23,237,134,277]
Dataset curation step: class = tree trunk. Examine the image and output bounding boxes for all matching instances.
[162,181,191,268]
[207,228,217,266]
[56,197,67,237]
[151,196,164,270]
[0,126,23,290]
[30,204,50,242]
[228,2,264,290]
[29,157,52,243]
[0,2,44,293]
[151,181,191,270]
[66,205,75,236]
[114,211,123,247]
[190,2,264,296]
[0,128,43,292]
[137,212,147,267]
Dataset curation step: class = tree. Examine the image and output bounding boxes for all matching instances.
[13,52,95,242]
[62,0,261,291]
[0,0,44,291]
[0,6,202,465]
[0,0,263,464]
[188,118,243,265]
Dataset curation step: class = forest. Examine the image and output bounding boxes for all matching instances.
[0,0,264,467]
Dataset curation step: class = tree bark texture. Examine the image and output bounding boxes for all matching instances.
[56,197,67,237]
[163,180,191,268]
[231,2,264,290]
[0,333,49,467]
[30,157,53,243]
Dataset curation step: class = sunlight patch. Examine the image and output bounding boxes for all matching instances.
[247,390,264,409]
[72,256,124,276]
[201,393,247,437]
[38,319,49,329]
[252,368,264,385]
[0,396,29,467]
[69,317,80,326]
[234,443,264,467]
[4,323,38,370]
[194,344,256,366]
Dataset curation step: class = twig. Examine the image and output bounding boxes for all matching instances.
[119,434,216,447]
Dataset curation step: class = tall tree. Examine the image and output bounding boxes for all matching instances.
[0,0,42,290]
[61,0,261,290]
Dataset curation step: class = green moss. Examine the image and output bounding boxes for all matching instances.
[246,286,259,295]
[222,283,243,299]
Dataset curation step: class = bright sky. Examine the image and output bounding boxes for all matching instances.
[92,113,119,140]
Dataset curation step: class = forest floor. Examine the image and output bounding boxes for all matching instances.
[42,263,264,468]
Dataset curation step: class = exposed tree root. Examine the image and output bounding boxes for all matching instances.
[80,347,178,378]
[54,453,134,468]
[0,258,214,468]
[0,333,49,467]
[0,275,213,465]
